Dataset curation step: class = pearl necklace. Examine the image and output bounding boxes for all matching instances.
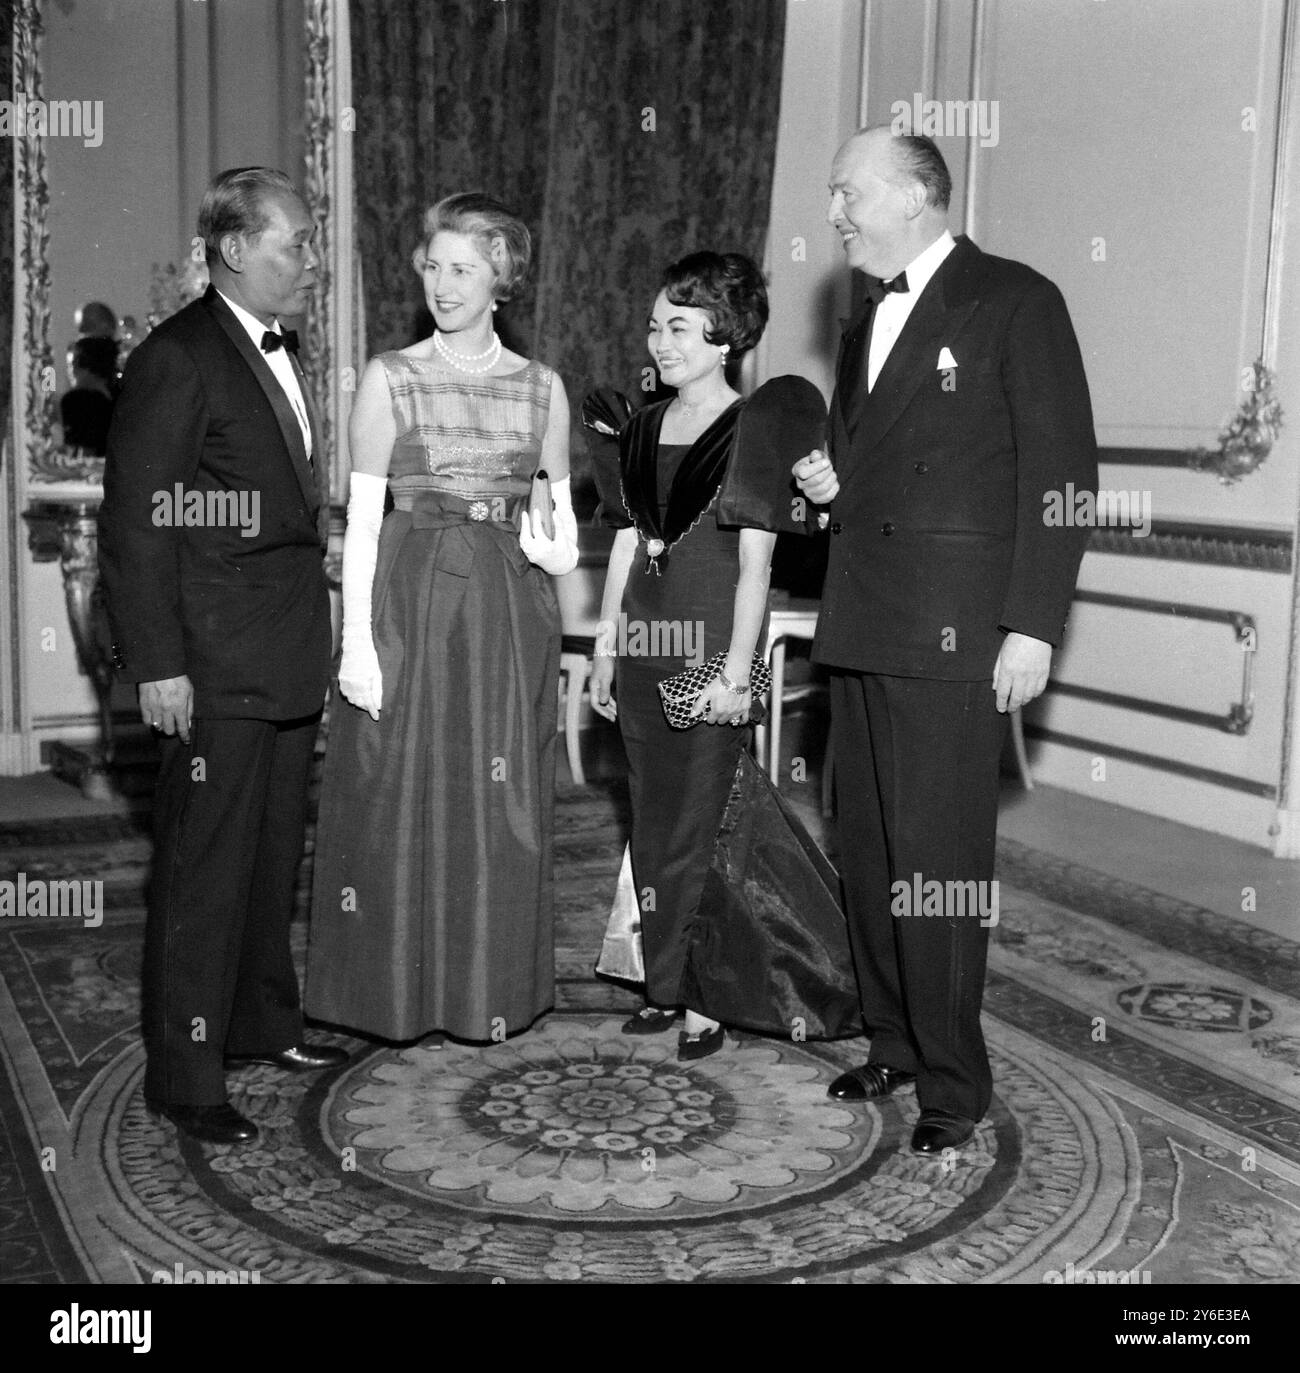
[433,330,502,374]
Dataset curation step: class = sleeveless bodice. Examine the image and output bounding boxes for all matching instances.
[379,353,553,509]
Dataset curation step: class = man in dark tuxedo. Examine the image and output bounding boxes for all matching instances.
[99,167,347,1146]
[795,128,1097,1154]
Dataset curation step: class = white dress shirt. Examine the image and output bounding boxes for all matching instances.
[867,229,957,392]
[216,289,313,461]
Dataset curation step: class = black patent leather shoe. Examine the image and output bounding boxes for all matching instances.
[911,1110,977,1154]
[224,1043,349,1072]
[621,1006,679,1035]
[677,1025,725,1062]
[826,1062,916,1101]
[147,1099,258,1146]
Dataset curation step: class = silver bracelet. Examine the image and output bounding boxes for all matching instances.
[594,648,617,659]
[717,666,750,694]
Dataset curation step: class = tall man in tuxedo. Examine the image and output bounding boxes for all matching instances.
[795,128,1097,1154]
[99,167,347,1146]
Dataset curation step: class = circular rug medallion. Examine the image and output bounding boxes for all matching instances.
[98,1013,1132,1283]
[331,1023,878,1214]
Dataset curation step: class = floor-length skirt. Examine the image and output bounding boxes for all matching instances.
[611,660,862,1039]
[615,658,748,1008]
[306,505,559,1041]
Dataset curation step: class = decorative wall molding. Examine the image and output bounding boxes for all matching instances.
[1273,0,1300,827]
[1051,591,1256,735]
[962,0,985,240]
[4,1,47,769]
[302,0,335,477]
[1087,520,1293,572]
[14,0,60,483]
[302,0,358,503]
[1099,446,1221,467]
[1022,725,1276,800]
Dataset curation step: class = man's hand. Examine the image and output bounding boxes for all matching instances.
[140,676,193,744]
[793,448,840,505]
[992,633,1052,713]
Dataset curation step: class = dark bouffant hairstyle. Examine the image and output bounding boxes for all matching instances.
[662,251,769,356]
[417,192,532,301]
[70,336,119,383]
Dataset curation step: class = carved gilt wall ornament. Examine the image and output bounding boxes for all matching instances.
[1188,361,1284,486]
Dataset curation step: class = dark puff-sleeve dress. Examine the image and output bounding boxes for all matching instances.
[593,381,862,1038]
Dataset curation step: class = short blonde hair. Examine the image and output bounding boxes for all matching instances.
[414,192,531,301]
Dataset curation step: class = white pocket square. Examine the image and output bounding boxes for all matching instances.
[937,347,958,369]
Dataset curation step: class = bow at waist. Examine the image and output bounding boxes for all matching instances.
[381,491,532,579]
[394,490,527,529]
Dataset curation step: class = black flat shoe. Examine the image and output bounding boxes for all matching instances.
[621,1006,678,1035]
[677,1025,725,1062]
[147,1099,258,1146]
[826,1062,916,1101]
[224,1042,349,1072]
[911,1110,977,1154]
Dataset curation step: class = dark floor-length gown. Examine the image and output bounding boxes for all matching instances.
[306,354,559,1041]
[615,432,753,1009]
[593,390,862,1040]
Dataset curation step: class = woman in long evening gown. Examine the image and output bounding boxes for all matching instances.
[305,194,578,1042]
[589,253,863,1059]
[589,252,774,1061]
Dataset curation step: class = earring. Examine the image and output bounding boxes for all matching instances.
[491,300,498,312]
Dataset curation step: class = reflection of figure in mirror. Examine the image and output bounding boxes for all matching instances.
[75,299,118,338]
[60,336,118,454]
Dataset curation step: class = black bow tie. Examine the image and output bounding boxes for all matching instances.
[261,329,299,354]
[865,271,909,305]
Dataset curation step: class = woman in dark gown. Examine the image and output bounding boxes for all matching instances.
[306,194,578,1042]
[590,252,781,1060]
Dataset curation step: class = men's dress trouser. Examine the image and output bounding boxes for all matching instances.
[143,713,320,1105]
[830,671,1009,1122]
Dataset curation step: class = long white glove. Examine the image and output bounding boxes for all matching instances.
[519,474,580,576]
[338,471,387,721]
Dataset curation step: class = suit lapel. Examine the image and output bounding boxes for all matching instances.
[836,302,872,395]
[846,239,981,462]
[205,288,320,517]
[829,301,872,458]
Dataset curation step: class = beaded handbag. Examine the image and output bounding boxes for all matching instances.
[657,651,771,730]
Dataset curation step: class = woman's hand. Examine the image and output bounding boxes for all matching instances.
[690,674,752,727]
[590,655,617,721]
[519,508,579,575]
[339,638,383,721]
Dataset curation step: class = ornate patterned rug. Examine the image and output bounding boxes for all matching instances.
[3,779,1299,1284]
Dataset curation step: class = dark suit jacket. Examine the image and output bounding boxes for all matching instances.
[813,235,1098,680]
[98,286,332,720]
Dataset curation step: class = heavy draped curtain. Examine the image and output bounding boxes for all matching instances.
[349,0,787,407]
